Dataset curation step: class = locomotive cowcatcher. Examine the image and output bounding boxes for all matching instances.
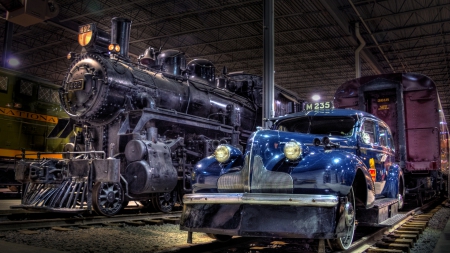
[13,18,302,216]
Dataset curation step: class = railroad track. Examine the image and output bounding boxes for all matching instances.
[159,198,449,253]
[349,198,447,253]
[0,211,182,231]
[0,198,447,253]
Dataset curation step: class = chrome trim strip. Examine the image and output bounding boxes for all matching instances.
[183,193,339,207]
[360,147,394,155]
[305,143,357,149]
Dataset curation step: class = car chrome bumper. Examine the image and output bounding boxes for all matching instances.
[183,193,338,207]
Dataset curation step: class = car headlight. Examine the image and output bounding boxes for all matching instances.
[214,145,231,163]
[284,140,302,161]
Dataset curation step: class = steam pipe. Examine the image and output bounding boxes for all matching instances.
[355,22,365,78]
[348,0,395,72]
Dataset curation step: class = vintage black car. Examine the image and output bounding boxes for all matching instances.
[180,109,404,250]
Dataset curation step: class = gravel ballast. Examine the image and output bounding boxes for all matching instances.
[0,223,214,253]
[0,204,449,253]
[410,203,450,253]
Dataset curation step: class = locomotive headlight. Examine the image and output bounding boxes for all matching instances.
[78,24,93,47]
[284,140,302,161]
[108,44,121,53]
[214,145,231,163]
[78,30,93,47]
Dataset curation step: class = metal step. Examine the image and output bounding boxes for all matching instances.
[357,198,399,226]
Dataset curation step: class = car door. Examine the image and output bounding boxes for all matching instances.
[377,122,396,194]
[359,118,386,195]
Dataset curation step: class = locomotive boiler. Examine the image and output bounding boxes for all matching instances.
[14,17,303,215]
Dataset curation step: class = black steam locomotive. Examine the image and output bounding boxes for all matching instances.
[14,18,303,215]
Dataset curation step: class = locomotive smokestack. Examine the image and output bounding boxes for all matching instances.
[110,17,131,59]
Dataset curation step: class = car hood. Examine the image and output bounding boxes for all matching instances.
[216,130,357,194]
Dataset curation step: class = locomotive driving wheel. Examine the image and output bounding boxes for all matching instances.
[92,182,125,216]
[328,187,356,251]
[153,191,177,213]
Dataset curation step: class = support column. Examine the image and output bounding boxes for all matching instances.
[263,0,275,128]
[2,21,14,68]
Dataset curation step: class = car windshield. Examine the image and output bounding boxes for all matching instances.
[276,116,356,136]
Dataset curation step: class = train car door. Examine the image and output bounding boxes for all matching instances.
[364,89,399,162]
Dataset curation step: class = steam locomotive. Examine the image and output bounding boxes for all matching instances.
[13,17,303,215]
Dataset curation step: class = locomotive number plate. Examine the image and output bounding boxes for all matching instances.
[67,80,84,91]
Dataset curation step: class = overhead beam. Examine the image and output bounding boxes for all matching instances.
[318,0,383,74]
[364,3,450,21]
[371,18,450,36]
[59,0,150,22]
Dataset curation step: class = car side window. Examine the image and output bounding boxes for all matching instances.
[388,132,395,151]
[361,120,375,144]
[379,126,388,147]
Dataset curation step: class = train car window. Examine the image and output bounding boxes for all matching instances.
[20,80,33,96]
[361,120,375,144]
[0,75,7,91]
[38,86,59,104]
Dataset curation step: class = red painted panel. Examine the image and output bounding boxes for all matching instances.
[404,90,437,129]
[405,128,439,171]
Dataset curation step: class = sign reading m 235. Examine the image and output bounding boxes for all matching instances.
[304,101,333,111]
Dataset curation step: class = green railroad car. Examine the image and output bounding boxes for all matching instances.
[0,67,69,188]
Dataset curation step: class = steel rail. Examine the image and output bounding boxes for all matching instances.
[0,211,181,231]
[346,197,445,253]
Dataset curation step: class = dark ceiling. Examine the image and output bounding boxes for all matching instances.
[1,0,449,121]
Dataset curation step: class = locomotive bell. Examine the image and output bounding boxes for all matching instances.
[140,47,157,66]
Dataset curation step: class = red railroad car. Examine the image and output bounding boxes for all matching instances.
[334,73,449,205]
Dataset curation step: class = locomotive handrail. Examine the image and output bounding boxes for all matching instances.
[15,151,106,160]
[123,108,238,135]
